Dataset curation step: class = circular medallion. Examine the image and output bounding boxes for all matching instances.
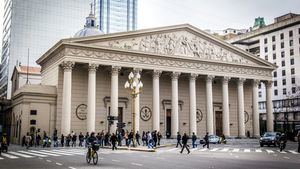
[76,104,87,120]
[196,109,203,123]
[244,111,249,124]
[140,106,152,121]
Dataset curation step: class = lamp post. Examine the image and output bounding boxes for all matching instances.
[125,71,143,147]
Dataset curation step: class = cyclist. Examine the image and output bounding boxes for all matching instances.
[87,132,97,157]
[278,133,287,151]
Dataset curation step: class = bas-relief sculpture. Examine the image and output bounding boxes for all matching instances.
[105,31,253,64]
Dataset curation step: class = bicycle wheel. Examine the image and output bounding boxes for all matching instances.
[92,151,98,165]
[86,152,91,164]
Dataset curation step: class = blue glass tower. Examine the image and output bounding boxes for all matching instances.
[95,0,137,33]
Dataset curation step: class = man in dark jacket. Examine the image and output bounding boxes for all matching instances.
[180,133,190,154]
[110,133,118,150]
[203,132,209,149]
[192,132,197,148]
[176,132,182,148]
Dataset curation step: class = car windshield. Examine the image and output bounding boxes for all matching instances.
[263,132,275,137]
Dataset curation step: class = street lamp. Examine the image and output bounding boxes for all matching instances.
[124,71,143,147]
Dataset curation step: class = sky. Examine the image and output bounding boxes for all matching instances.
[1,0,300,47]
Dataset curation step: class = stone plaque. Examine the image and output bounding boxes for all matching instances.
[76,104,87,120]
[140,106,152,121]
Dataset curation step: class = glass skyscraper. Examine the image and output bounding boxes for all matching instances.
[95,0,137,33]
[0,0,90,98]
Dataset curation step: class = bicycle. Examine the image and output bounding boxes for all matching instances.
[86,143,100,165]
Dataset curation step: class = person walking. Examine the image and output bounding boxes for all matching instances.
[136,131,140,146]
[72,133,77,147]
[60,134,65,147]
[53,133,58,147]
[125,130,129,147]
[203,132,209,149]
[78,132,84,147]
[180,133,190,154]
[192,132,197,148]
[25,132,32,149]
[110,133,118,150]
[176,132,182,148]
[147,131,153,149]
[157,132,162,146]
[297,130,300,153]
[85,132,89,148]
[153,131,158,147]
[142,131,147,146]
[36,134,41,147]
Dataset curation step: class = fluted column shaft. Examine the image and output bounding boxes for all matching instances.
[238,78,246,138]
[171,72,181,137]
[265,81,274,132]
[153,70,162,132]
[87,64,98,133]
[61,61,74,135]
[189,74,198,135]
[252,79,260,137]
[110,66,121,134]
[206,75,214,134]
[222,77,230,137]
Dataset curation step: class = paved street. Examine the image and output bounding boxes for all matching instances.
[0,141,299,169]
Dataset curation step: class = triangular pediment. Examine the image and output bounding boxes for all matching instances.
[66,24,275,68]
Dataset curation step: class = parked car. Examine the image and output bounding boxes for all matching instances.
[259,132,281,147]
[200,135,221,144]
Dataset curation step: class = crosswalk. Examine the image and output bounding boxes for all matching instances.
[157,147,300,155]
[0,149,89,160]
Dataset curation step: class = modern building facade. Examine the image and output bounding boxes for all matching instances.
[10,24,276,143]
[95,0,137,33]
[0,0,91,99]
[228,13,300,137]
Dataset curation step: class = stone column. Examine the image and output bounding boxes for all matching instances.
[252,79,260,138]
[87,63,98,133]
[133,68,142,133]
[237,78,246,138]
[265,81,274,132]
[206,75,214,135]
[110,66,121,134]
[61,61,74,135]
[189,73,198,135]
[153,70,162,132]
[222,77,231,137]
[171,72,181,137]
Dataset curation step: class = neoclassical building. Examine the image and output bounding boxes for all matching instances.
[11,24,276,142]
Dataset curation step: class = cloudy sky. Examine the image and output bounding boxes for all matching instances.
[0,0,300,47]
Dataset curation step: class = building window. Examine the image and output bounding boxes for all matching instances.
[281,60,285,67]
[265,55,268,60]
[283,88,286,95]
[281,42,284,49]
[282,79,286,85]
[264,47,268,53]
[290,40,293,46]
[272,44,276,51]
[274,89,278,96]
[30,120,36,125]
[264,38,268,44]
[30,110,37,115]
[290,58,294,65]
[273,53,276,60]
[282,70,286,76]
[290,49,294,56]
[280,33,284,39]
[274,80,277,87]
[258,83,261,89]
[292,77,295,84]
[272,36,276,42]
[281,51,285,58]
[291,68,295,75]
[273,71,277,77]
[292,87,296,94]
[259,91,262,98]
[299,28,300,34]
[289,30,293,37]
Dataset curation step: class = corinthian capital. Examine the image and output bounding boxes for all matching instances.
[237,78,246,86]
[206,75,215,83]
[264,80,273,88]
[153,70,162,78]
[222,76,231,85]
[61,61,75,71]
[111,66,121,75]
[88,63,99,72]
[189,73,198,81]
[171,72,181,80]
[253,79,260,87]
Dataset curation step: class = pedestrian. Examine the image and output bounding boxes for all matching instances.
[192,132,197,148]
[128,131,133,147]
[22,135,26,147]
[125,130,129,147]
[297,131,300,153]
[203,132,209,149]
[136,131,140,146]
[153,130,158,147]
[25,132,32,149]
[61,134,65,147]
[157,132,162,146]
[117,131,123,146]
[85,132,89,148]
[100,131,105,147]
[142,131,147,146]
[72,133,77,147]
[53,133,58,147]
[180,133,190,154]
[79,132,84,147]
[147,131,153,149]
[36,134,41,147]
[110,133,118,150]
[66,134,71,147]
[176,132,182,148]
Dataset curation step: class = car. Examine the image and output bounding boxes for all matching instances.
[200,135,221,144]
[259,132,281,147]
